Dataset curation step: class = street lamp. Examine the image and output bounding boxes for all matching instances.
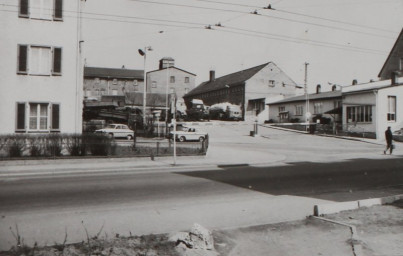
[138,46,153,125]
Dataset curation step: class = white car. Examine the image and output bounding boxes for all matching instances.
[95,124,134,140]
[170,127,208,142]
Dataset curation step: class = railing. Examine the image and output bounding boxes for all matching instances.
[269,123,376,139]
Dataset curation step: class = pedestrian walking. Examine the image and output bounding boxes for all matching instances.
[384,126,393,154]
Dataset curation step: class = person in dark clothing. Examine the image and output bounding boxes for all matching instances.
[384,126,393,154]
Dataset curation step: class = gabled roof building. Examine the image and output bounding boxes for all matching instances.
[83,66,144,101]
[184,62,301,122]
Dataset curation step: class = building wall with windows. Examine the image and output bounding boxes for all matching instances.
[147,66,196,102]
[244,63,300,122]
[342,91,376,134]
[268,91,342,123]
[83,67,144,101]
[185,62,300,122]
[341,78,403,140]
[376,84,403,139]
[0,0,84,134]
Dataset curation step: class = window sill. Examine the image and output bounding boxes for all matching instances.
[27,130,51,133]
[27,73,52,77]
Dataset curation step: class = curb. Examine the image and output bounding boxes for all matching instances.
[313,194,403,216]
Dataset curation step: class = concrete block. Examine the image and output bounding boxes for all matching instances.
[314,201,358,216]
[358,198,382,208]
[381,194,403,204]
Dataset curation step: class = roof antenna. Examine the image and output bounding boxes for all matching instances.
[264,4,275,10]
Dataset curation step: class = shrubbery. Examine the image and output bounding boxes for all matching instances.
[0,133,116,158]
[0,133,206,159]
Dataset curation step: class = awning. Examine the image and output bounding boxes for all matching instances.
[324,107,342,114]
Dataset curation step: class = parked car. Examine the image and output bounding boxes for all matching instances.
[95,124,134,140]
[170,127,208,142]
[393,128,403,142]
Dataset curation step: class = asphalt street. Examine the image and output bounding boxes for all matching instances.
[0,123,402,251]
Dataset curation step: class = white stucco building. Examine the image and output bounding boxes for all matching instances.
[342,77,403,140]
[0,0,84,134]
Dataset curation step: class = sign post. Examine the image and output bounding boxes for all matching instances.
[171,94,176,165]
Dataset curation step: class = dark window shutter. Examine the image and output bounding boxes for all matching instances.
[17,103,26,130]
[54,0,63,20]
[52,104,60,130]
[52,47,62,74]
[18,45,28,73]
[19,0,29,17]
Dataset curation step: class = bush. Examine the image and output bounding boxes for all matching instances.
[66,134,87,156]
[83,133,116,156]
[45,134,63,156]
[8,136,25,157]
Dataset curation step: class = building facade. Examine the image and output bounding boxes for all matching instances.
[184,62,301,122]
[147,58,196,102]
[342,77,403,139]
[268,89,342,124]
[83,66,144,101]
[0,0,84,134]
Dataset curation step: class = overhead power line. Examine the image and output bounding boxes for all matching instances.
[0,4,395,57]
[194,0,396,34]
[128,0,396,39]
[2,1,397,39]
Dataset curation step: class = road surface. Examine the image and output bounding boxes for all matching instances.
[0,124,402,250]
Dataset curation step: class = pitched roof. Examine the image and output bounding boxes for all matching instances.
[378,28,403,79]
[269,90,342,105]
[147,66,196,76]
[342,79,403,94]
[84,67,144,80]
[185,62,270,97]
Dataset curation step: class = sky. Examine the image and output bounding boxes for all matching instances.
[82,0,403,93]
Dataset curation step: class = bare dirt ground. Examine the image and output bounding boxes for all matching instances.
[1,201,402,256]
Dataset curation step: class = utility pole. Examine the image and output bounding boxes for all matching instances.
[304,62,310,123]
[138,46,153,126]
[171,93,177,165]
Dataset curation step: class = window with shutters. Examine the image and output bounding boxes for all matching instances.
[30,46,51,75]
[52,47,62,75]
[51,104,60,130]
[16,102,60,132]
[19,0,63,21]
[17,45,62,75]
[16,103,26,131]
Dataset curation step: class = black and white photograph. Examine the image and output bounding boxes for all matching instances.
[0,0,403,255]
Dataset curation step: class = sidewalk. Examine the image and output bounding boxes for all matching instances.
[0,138,285,178]
[1,122,400,177]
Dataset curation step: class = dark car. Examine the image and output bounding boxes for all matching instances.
[393,129,403,142]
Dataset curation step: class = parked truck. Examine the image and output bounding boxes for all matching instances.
[209,102,242,121]
[185,99,208,121]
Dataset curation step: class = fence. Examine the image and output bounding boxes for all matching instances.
[0,133,208,159]
[272,123,376,139]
